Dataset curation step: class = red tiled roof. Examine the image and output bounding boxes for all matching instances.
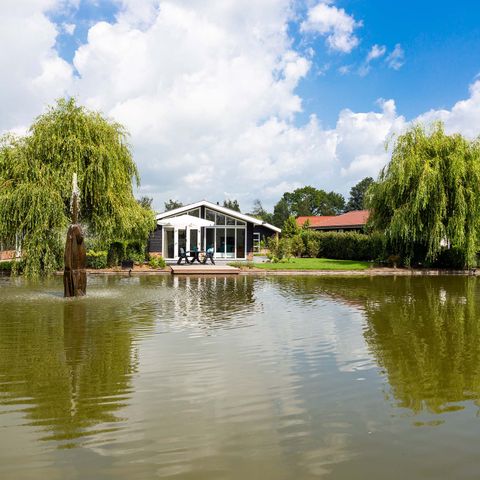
[296,210,370,228]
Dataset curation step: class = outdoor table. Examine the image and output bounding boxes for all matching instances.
[187,250,205,264]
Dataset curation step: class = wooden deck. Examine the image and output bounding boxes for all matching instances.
[170,264,240,275]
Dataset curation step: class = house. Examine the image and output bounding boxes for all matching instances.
[148,200,281,261]
[296,210,370,232]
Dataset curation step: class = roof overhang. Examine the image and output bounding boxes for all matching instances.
[156,200,281,233]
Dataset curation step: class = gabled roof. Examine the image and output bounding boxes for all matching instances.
[297,210,370,229]
[156,200,281,233]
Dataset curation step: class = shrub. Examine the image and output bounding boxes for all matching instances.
[291,235,305,257]
[266,236,292,262]
[308,231,386,261]
[306,238,319,258]
[107,241,125,267]
[433,247,466,270]
[0,261,13,273]
[149,256,166,269]
[86,250,108,269]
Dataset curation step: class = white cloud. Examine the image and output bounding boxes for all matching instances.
[415,79,480,139]
[386,43,405,70]
[0,0,74,134]
[2,1,480,212]
[301,1,361,53]
[366,44,386,62]
[62,22,76,34]
[358,44,386,76]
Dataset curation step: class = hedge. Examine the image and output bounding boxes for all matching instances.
[86,250,108,269]
[295,231,386,261]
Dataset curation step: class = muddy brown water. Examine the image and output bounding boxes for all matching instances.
[1,275,479,479]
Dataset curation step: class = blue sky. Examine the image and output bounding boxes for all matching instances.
[296,0,480,125]
[50,0,480,127]
[3,0,480,209]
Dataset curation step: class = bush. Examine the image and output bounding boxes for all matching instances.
[291,235,305,257]
[299,231,386,261]
[433,247,466,269]
[86,250,108,269]
[0,261,13,273]
[266,236,292,262]
[306,238,319,258]
[107,242,125,267]
[149,256,166,269]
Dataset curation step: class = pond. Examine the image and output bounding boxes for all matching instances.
[0,274,480,479]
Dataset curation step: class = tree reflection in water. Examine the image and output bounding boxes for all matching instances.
[0,275,257,448]
[0,297,151,447]
[272,275,480,415]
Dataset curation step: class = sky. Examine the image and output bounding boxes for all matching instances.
[2,0,480,212]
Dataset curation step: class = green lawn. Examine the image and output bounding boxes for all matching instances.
[253,257,371,270]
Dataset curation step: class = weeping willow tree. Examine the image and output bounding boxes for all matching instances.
[0,98,156,276]
[367,122,480,267]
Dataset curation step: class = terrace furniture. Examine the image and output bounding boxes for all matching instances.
[202,247,215,265]
[177,248,190,264]
[188,248,203,264]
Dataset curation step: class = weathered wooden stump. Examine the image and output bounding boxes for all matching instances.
[64,224,86,297]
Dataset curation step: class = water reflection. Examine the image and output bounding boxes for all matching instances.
[274,275,480,415]
[0,295,149,448]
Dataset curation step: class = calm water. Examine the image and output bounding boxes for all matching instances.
[1,274,480,479]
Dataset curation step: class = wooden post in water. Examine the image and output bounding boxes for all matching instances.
[64,173,87,297]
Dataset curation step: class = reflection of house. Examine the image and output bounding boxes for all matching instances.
[149,200,280,261]
[296,210,370,233]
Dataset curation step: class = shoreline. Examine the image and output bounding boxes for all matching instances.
[44,267,478,277]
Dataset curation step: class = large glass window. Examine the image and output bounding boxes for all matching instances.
[216,229,226,256]
[190,229,198,250]
[216,213,226,225]
[206,228,215,252]
[226,216,235,226]
[187,208,200,217]
[237,229,246,258]
[226,228,235,258]
[165,228,174,258]
[178,229,186,255]
[206,209,215,222]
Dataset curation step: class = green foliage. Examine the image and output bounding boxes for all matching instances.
[272,186,345,227]
[86,250,108,269]
[314,231,385,261]
[367,122,480,267]
[345,177,374,211]
[227,261,255,269]
[305,238,320,258]
[164,199,183,211]
[223,199,241,212]
[107,241,125,267]
[148,255,166,269]
[0,261,13,273]
[0,98,155,277]
[250,199,273,223]
[290,235,305,257]
[266,236,292,262]
[282,216,299,238]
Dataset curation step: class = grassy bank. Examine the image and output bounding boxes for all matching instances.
[253,258,371,270]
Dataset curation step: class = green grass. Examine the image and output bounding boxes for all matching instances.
[253,257,371,270]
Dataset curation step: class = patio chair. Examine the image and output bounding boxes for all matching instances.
[202,246,215,265]
[177,247,190,265]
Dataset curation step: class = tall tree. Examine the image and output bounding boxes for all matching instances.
[367,122,480,267]
[0,98,155,276]
[272,186,345,226]
[164,199,183,211]
[137,196,153,209]
[223,199,241,212]
[345,177,374,211]
[250,199,273,223]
